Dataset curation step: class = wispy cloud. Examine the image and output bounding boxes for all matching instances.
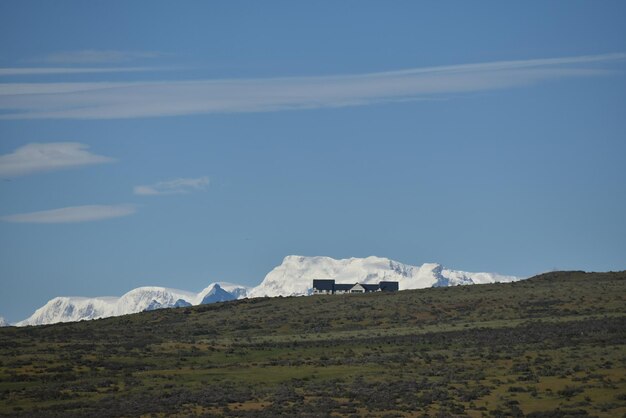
[134,177,209,196]
[40,50,162,64]
[0,142,114,177]
[0,53,623,119]
[0,67,155,76]
[1,205,136,224]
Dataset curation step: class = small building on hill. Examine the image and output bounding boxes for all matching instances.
[312,279,399,295]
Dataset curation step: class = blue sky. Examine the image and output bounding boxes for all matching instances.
[1,1,625,322]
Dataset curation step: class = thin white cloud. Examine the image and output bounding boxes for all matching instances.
[40,50,162,64]
[0,67,155,76]
[134,177,209,196]
[0,142,114,177]
[0,53,623,119]
[0,82,131,96]
[1,205,136,224]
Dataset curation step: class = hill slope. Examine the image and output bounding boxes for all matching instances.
[0,271,624,417]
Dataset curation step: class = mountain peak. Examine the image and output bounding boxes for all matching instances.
[420,263,443,276]
[200,283,237,305]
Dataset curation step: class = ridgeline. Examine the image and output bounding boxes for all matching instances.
[1,271,625,417]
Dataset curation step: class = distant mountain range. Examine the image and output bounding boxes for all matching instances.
[15,283,248,327]
[12,255,522,326]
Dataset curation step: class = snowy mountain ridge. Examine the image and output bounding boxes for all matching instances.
[16,255,522,326]
[16,283,248,327]
[248,255,520,297]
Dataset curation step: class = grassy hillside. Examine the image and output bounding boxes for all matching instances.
[1,271,625,417]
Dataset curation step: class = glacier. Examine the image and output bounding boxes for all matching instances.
[17,255,522,326]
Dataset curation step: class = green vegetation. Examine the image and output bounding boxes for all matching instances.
[1,271,625,417]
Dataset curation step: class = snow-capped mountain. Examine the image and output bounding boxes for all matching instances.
[17,283,249,327]
[0,316,9,327]
[17,256,522,326]
[247,255,520,297]
[198,283,241,304]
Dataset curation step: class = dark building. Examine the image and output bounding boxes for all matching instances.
[312,279,335,295]
[378,281,399,292]
[312,279,399,294]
